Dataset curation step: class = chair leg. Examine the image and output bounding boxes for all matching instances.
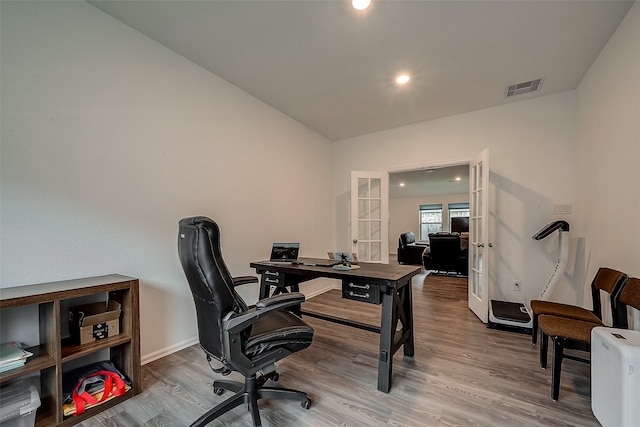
[191,390,247,427]
[192,373,310,427]
[258,386,309,403]
[540,331,548,369]
[551,337,565,401]
[531,313,539,345]
[213,379,243,394]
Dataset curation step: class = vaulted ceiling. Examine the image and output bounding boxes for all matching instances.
[89,0,633,141]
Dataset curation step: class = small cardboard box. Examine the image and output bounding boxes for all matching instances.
[69,300,121,345]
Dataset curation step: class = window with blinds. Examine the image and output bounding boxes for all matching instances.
[419,204,442,241]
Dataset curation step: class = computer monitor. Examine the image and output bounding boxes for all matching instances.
[450,217,469,233]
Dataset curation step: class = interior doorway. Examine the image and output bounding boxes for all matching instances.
[385,151,490,325]
[388,163,470,257]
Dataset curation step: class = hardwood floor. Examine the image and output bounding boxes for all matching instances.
[78,273,599,426]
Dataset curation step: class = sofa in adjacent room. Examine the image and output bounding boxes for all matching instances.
[397,232,430,265]
[422,232,468,275]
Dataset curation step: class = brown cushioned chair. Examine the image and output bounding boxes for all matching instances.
[530,267,628,344]
[538,276,639,401]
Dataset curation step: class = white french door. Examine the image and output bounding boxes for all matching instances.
[468,149,490,323]
[350,171,389,263]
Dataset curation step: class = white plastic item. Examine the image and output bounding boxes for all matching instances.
[591,327,640,427]
[0,379,41,427]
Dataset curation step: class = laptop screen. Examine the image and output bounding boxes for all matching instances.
[270,243,300,262]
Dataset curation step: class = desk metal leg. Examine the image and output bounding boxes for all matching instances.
[259,275,300,299]
[377,280,414,393]
[402,281,415,357]
[378,289,396,393]
[259,277,271,300]
[258,273,302,316]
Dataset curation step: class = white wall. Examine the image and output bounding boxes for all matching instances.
[3,0,637,362]
[574,3,640,327]
[390,193,468,254]
[331,3,640,322]
[0,1,334,362]
[331,92,578,305]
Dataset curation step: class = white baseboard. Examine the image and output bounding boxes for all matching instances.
[141,336,198,365]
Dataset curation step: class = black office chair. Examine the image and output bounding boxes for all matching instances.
[178,216,314,427]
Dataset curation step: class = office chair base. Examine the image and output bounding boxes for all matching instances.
[192,374,311,427]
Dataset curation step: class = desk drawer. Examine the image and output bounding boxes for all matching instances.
[261,270,284,286]
[342,281,381,305]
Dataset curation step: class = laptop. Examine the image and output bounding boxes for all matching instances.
[267,243,300,264]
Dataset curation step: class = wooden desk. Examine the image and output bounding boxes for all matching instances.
[250,258,421,393]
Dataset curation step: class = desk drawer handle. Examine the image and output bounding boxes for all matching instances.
[265,271,279,277]
[348,283,370,290]
[265,278,280,284]
[348,291,370,299]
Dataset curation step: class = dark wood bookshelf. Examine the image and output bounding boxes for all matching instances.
[0,275,141,426]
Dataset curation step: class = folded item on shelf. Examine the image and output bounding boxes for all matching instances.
[0,342,32,366]
[62,360,131,416]
[62,381,131,416]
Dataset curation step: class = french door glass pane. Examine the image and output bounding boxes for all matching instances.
[370,199,381,219]
[371,220,381,240]
[358,242,369,260]
[358,178,369,198]
[370,242,381,261]
[358,221,369,240]
[358,200,369,219]
[370,178,381,198]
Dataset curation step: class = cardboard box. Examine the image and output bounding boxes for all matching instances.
[69,300,121,345]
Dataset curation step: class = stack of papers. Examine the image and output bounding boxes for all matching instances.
[0,342,33,373]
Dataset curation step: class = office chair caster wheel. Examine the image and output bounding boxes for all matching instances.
[301,398,311,409]
[213,387,225,396]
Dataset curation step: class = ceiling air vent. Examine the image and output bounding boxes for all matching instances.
[506,78,542,97]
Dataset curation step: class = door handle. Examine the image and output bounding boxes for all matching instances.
[477,242,493,248]
[353,239,358,244]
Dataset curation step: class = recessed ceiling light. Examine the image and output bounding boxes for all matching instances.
[455,177,461,181]
[395,74,410,85]
[352,0,371,11]
[399,182,405,187]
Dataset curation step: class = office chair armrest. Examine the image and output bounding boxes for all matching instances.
[224,293,306,334]
[256,292,305,308]
[232,276,259,287]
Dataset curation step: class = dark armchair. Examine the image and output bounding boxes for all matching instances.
[422,232,468,275]
[397,232,429,265]
[178,216,314,427]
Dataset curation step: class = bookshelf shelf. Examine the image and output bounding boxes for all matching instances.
[0,275,141,426]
